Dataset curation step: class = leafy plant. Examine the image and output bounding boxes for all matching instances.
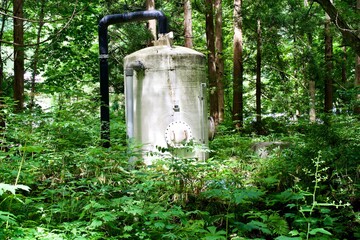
[287,152,351,239]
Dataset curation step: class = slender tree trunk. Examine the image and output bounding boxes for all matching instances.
[30,0,45,110]
[184,0,193,48]
[205,0,218,122]
[342,45,347,84]
[13,0,25,112]
[232,0,243,128]
[355,56,360,114]
[324,0,333,113]
[214,0,224,123]
[305,0,317,122]
[146,0,157,41]
[308,37,317,123]
[0,0,8,139]
[256,19,261,125]
[309,80,317,122]
[0,0,7,96]
[355,0,360,114]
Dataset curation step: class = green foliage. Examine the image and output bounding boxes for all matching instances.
[1,96,359,239]
[1,0,359,239]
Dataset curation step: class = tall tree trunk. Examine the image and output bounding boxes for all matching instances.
[309,80,316,122]
[146,0,157,41]
[214,0,224,123]
[0,0,8,96]
[30,0,45,110]
[0,0,8,139]
[205,0,218,122]
[305,0,317,122]
[355,0,360,114]
[355,55,360,114]
[342,45,347,84]
[232,0,243,128]
[184,0,193,48]
[13,0,25,112]
[308,36,317,123]
[256,19,261,125]
[324,0,333,113]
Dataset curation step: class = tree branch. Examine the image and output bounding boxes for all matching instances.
[0,0,78,48]
[314,0,360,55]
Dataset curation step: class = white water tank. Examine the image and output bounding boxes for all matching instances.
[124,45,208,164]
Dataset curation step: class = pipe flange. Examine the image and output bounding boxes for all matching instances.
[165,121,193,148]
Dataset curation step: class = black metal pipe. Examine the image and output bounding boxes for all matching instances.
[98,10,168,147]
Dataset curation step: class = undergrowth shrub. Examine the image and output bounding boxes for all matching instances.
[0,95,359,239]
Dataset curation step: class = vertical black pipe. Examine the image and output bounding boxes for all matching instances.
[98,10,168,147]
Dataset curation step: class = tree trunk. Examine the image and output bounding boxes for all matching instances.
[305,0,317,122]
[214,0,224,123]
[232,0,243,128]
[205,0,218,122]
[30,0,45,110]
[184,0,193,48]
[324,1,333,113]
[13,0,25,112]
[355,0,360,114]
[256,19,261,125]
[146,0,157,41]
[309,80,316,122]
[0,0,8,139]
[0,0,7,96]
[342,45,347,84]
[355,56,360,114]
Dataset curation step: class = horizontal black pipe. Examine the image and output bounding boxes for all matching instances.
[98,10,168,148]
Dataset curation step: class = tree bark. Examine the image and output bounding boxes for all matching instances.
[256,19,261,124]
[0,0,8,137]
[30,0,45,110]
[341,45,347,84]
[305,0,317,122]
[0,0,7,96]
[205,0,218,122]
[146,0,157,41]
[355,55,360,114]
[232,0,243,128]
[13,0,25,112]
[214,0,224,123]
[184,0,193,48]
[355,0,360,114]
[309,80,316,122]
[324,1,333,113]
[314,0,360,55]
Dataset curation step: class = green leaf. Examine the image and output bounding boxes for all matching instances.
[207,226,218,234]
[154,221,166,229]
[309,228,332,236]
[233,188,265,204]
[124,225,133,232]
[0,211,17,225]
[88,219,103,229]
[204,226,227,240]
[94,211,117,222]
[19,145,44,153]
[275,236,302,240]
[246,220,272,235]
[288,230,300,236]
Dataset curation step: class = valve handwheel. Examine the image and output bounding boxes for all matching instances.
[164,121,193,148]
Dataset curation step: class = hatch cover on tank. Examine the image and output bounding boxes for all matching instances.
[165,121,193,148]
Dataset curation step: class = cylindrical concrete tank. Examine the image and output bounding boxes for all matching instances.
[124,45,208,164]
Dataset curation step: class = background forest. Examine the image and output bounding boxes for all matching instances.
[0,0,359,239]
